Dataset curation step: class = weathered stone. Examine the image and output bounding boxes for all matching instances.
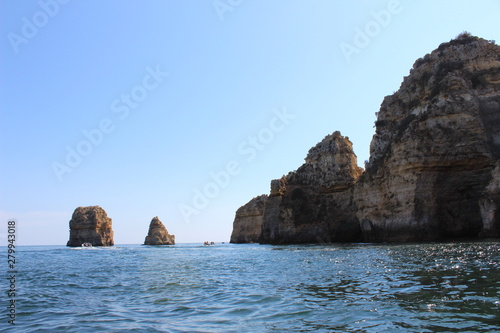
[144,216,175,245]
[479,162,500,237]
[232,33,500,244]
[230,195,268,243]
[260,132,363,244]
[67,206,114,247]
[355,34,500,242]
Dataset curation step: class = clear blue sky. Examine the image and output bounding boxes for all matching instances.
[1,0,499,245]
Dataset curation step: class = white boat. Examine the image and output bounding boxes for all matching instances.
[81,242,93,248]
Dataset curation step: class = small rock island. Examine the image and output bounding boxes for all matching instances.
[144,216,175,245]
[67,206,114,247]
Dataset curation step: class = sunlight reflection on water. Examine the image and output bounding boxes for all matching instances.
[12,241,500,332]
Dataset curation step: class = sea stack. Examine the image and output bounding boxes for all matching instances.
[67,206,114,247]
[231,33,500,244]
[144,216,175,245]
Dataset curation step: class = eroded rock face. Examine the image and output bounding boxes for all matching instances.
[144,216,175,245]
[230,195,268,243]
[260,132,364,244]
[67,206,114,247]
[479,162,500,237]
[232,34,500,244]
[356,34,500,241]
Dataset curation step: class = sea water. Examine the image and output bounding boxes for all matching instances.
[4,242,500,332]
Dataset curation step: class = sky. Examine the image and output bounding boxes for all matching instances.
[1,0,499,246]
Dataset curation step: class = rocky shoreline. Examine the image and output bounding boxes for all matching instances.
[231,33,500,244]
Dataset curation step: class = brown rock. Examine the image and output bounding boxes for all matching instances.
[232,33,500,244]
[260,132,363,244]
[144,217,175,245]
[67,206,114,247]
[356,34,500,241]
[230,195,268,243]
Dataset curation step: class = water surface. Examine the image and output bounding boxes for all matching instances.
[8,241,500,332]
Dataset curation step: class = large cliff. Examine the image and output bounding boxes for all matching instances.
[67,206,114,247]
[231,33,500,244]
[356,33,500,241]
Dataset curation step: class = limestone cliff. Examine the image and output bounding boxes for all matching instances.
[144,216,175,245]
[356,33,500,241]
[260,132,363,244]
[67,206,114,247]
[231,33,500,244]
[478,162,500,237]
[230,195,268,243]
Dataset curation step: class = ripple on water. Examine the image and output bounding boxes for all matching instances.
[13,242,500,332]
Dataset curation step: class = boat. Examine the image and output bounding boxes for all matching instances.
[81,242,93,248]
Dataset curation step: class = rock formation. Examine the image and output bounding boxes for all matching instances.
[260,132,363,244]
[231,33,500,244]
[479,162,500,237]
[67,206,114,247]
[144,216,175,245]
[230,195,268,243]
[356,33,500,242]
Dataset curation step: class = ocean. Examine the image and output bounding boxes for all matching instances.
[4,241,500,332]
